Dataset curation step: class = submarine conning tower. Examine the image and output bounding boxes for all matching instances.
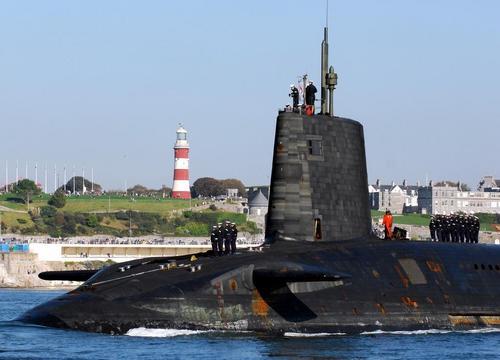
[265,112,371,242]
[265,25,371,243]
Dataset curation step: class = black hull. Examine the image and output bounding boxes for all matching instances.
[18,239,500,335]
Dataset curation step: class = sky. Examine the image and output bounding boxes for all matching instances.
[0,1,499,191]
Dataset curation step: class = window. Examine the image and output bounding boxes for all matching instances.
[307,140,323,156]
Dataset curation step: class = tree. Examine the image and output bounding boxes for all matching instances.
[48,190,66,208]
[191,177,225,197]
[220,178,246,197]
[127,184,148,195]
[60,176,102,194]
[12,179,41,206]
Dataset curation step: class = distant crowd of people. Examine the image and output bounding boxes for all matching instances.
[0,235,261,247]
[210,221,238,256]
[429,214,480,243]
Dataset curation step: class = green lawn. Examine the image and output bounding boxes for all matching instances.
[0,194,201,232]
[371,210,495,231]
[0,211,32,230]
[372,211,431,226]
[0,194,199,215]
[63,197,200,215]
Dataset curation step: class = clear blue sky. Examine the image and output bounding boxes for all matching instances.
[1,1,499,191]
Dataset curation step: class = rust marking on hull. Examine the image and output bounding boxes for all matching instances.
[480,316,500,326]
[449,315,500,327]
[426,260,442,273]
[229,278,238,291]
[375,303,386,315]
[213,281,225,321]
[449,315,478,326]
[394,265,409,288]
[401,296,418,309]
[251,289,269,316]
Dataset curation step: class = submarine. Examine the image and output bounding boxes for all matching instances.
[19,25,500,335]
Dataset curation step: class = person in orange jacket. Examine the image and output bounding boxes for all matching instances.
[382,210,393,239]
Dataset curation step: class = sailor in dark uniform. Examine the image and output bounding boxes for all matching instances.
[441,215,447,242]
[435,215,442,242]
[289,84,299,109]
[450,214,458,243]
[442,215,450,242]
[458,214,466,243]
[429,216,436,241]
[210,225,219,256]
[305,81,317,106]
[464,215,471,243]
[217,223,224,256]
[223,221,231,255]
[472,215,480,243]
[230,222,238,254]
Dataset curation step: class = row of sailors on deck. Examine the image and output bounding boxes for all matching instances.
[429,214,480,243]
[210,221,238,256]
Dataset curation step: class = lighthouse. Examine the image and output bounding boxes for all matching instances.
[172,124,191,199]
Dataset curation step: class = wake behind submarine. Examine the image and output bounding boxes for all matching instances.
[19,25,500,335]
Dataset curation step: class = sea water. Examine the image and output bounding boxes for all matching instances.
[1,289,500,359]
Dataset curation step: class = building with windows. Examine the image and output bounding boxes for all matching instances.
[368,180,419,214]
[479,176,500,192]
[418,178,500,215]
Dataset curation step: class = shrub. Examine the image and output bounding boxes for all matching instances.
[48,190,66,208]
[86,214,99,228]
[40,206,57,219]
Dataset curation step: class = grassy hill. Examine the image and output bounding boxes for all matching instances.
[0,194,260,237]
[0,194,201,235]
[0,194,199,215]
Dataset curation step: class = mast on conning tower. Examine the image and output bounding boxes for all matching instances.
[320,21,338,116]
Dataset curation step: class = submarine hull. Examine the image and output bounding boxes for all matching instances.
[18,239,500,334]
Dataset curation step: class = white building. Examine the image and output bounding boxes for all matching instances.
[369,180,419,214]
[418,178,500,215]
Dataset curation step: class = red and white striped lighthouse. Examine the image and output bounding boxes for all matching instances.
[172,124,191,199]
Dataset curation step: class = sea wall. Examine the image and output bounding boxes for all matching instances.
[0,252,81,288]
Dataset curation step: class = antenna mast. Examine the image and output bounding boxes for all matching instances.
[320,25,328,114]
[321,0,338,116]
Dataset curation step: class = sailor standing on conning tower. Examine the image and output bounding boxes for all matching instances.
[289,84,299,109]
[305,81,317,108]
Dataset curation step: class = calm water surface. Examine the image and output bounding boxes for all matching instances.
[1,289,500,359]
